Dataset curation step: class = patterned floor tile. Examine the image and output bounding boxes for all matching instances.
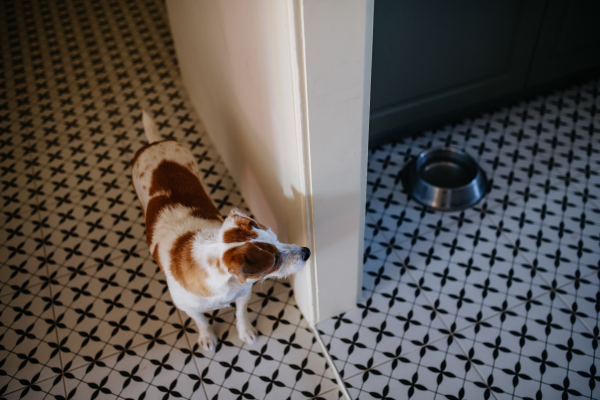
[361,246,409,297]
[571,171,600,212]
[1,376,64,400]
[557,269,600,344]
[541,83,600,178]
[489,179,599,289]
[0,211,50,298]
[64,331,207,400]
[0,284,62,397]
[35,188,146,276]
[3,0,600,398]
[30,147,133,212]
[367,102,568,217]
[362,213,398,260]
[0,170,41,225]
[199,288,338,400]
[335,78,600,399]
[406,234,550,334]
[365,154,495,252]
[455,289,599,399]
[317,283,448,380]
[344,338,489,400]
[48,255,180,372]
[0,142,39,210]
[298,388,343,400]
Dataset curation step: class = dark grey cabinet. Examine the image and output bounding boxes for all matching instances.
[528,0,600,85]
[370,0,600,144]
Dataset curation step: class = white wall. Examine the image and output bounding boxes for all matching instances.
[166,0,299,242]
[166,0,373,324]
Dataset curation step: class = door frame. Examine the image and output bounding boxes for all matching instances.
[166,0,374,325]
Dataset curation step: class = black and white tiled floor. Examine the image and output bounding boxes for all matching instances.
[2,0,599,400]
[317,81,600,399]
[0,0,341,399]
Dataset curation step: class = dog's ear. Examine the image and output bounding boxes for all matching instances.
[223,242,277,283]
[220,211,269,243]
[220,208,247,232]
[227,208,247,218]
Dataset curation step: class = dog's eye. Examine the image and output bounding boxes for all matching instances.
[273,253,280,267]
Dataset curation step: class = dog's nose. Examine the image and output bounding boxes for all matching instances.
[301,247,311,261]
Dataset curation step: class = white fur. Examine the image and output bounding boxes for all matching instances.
[132,140,199,214]
[152,204,305,350]
[132,113,308,351]
[143,110,161,143]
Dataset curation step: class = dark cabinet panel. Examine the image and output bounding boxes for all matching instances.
[370,0,546,140]
[528,0,600,85]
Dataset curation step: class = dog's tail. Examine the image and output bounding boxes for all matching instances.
[142,110,161,143]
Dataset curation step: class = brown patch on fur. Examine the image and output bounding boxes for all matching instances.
[252,242,279,255]
[223,227,259,244]
[170,231,213,297]
[246,217,268,231]
[145,159,222,246]
[208,257,221,271]
[222,215,269,244]
[223,241,279,282]
[152,244,163,271]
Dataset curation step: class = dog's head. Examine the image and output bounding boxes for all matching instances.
[220,209,310,283]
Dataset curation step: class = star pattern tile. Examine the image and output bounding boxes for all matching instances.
[2,0,599,399]
[318,77,600,399]
[0,0,338,399]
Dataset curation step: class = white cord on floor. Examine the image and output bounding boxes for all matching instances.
[310,324,353,400]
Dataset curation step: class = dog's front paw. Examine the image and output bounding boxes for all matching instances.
[238,324,258,344]
[197,327,218,351]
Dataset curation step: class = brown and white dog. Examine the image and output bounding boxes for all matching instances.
[131,112,310,351]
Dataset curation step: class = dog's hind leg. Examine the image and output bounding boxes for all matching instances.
[235,288,258,344]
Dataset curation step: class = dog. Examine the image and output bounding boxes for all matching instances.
[131,111,310,350]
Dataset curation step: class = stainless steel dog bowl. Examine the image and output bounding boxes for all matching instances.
[402,147,487,211]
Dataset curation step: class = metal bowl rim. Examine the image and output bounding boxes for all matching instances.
[414,146,482,190]
[402,147,488,212]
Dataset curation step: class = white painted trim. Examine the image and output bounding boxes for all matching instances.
[295,0,374,322]
[286,0,319,324]
[166,0,373,327]
[357,0,375,302]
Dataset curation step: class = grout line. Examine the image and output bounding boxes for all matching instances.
[59,329,184,398]
[335,334,448,384]
[3,0,599,397]
[486,176,600,338]
[182,289,317,399]
[0,374,61,398]
[331,264,593,388]
[311,324,353,400]
[204,281,293,319]
[553,269,600,336]
[570,168,600,210]
[343,183,599,396]
[309,386,340,400]
[17,90,70,399]
[327,290,529,400]
[0,254,128,300]
[175,308,211,400]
